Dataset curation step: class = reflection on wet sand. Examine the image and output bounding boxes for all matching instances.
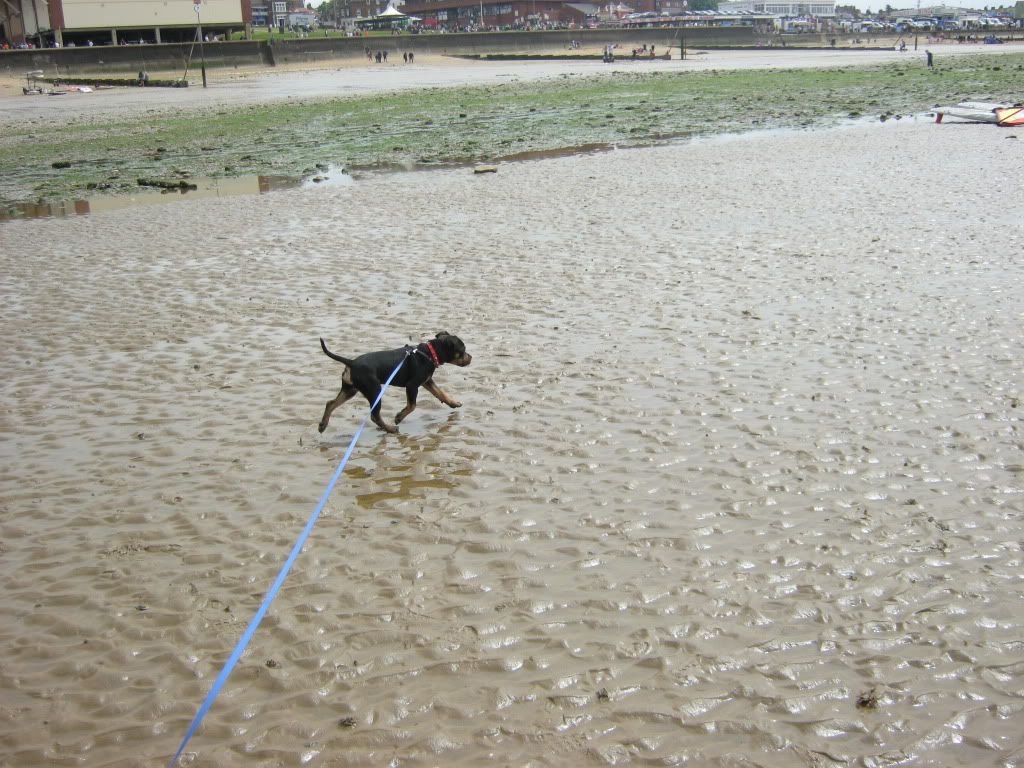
[0,169,353,222]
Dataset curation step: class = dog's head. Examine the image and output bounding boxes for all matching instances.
[432,331,472,367]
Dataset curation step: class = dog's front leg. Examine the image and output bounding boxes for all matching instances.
[424,379,462,409]
[395,385,419,424]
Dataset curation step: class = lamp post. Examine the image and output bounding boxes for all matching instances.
[194,1,208,88]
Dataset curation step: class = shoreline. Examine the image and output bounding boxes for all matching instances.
[0,115,935,223]
[0,121,830,222]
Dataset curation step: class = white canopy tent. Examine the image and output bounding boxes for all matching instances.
[356,4,417,28]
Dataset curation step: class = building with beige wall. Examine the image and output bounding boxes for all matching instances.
[3,0,247,46]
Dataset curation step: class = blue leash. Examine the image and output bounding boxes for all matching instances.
[168,351,410,767]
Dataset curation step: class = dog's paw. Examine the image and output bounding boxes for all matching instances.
[317,421,328,433]
[449,401,463,409]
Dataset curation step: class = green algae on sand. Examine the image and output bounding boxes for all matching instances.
[2,53,1022,206]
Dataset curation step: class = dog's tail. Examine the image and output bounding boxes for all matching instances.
[320,337,356,367]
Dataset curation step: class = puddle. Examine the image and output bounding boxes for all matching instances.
[0,166,354,223]
[494,143,615,163]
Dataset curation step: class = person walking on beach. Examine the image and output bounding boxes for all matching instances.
[926,49,934,67]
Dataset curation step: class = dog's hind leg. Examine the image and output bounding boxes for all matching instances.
[319,383,358,433]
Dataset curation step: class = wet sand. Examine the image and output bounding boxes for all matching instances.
[2,57,1024,767]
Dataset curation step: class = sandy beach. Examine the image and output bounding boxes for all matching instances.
[2,49,1024,767]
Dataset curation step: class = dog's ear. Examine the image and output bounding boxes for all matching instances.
[435,330,451,338]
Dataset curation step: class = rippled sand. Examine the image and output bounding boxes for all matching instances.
[2,119,1023,767]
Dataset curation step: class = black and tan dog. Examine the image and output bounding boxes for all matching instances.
[318,332,472,434]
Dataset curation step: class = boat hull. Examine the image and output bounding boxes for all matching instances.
[934,102,1024,126]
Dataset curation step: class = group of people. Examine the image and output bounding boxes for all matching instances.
[2,37,158,48]
[364,47,415,63]
[0,38,80,48]
[630,44,657,58]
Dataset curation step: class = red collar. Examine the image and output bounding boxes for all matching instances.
[425,341,441,367]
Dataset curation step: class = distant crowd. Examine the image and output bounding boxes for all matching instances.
[364,47,416,63]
